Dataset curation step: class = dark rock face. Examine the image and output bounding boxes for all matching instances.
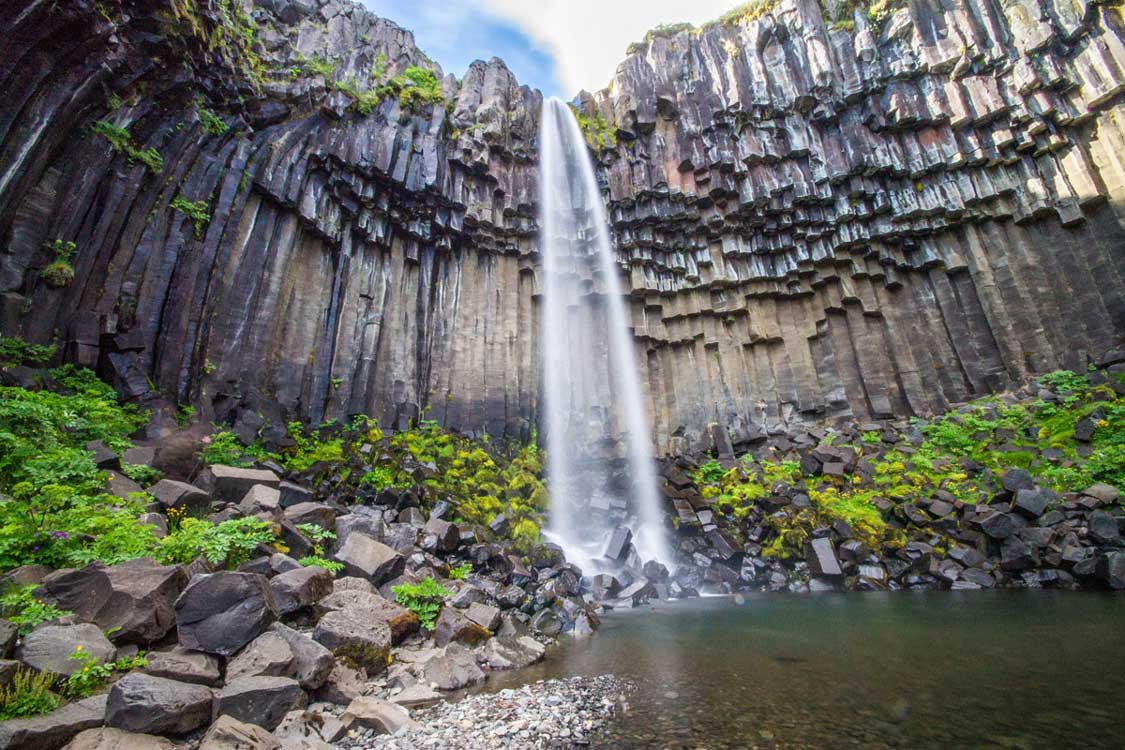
[105,674,214,735]
[0,695,108,750]
[174,572,279,656]
[213,676,304,731]
[38,559,189,646]
[0,0,1120,452]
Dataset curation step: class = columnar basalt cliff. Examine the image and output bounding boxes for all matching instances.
[1,0,1123,452]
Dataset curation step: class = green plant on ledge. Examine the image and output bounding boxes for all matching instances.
[91,121,163,174]
[194,96,230,136]
[0,669,59,720]
[42,239,77,289]
[568,104,617,152]
[297,523,345,574]
[64,647,148,699]
[0,585,72,636]
[392,577,451,630]
[171,196,211,239]
[0,335,55,367]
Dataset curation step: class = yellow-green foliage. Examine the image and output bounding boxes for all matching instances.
[694,458,800,519]
[568,104,618,152]
[170,197,210,239]
[91,121,163,174]
[162,0,267,88]
[719,0,781,26]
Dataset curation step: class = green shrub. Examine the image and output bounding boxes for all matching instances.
[194,97,230,136]
[171,197,210,239]
[121,463,163,486]
[157,517,277,567]
[392,577,451,630]
[0,585,72,636]
[448,562,472,580]
[91,121,163,173]
[41,240,77,289]
[0,669,59,720]
[64,648,148,698]
[0,336,55,367]
[201,430,263,467]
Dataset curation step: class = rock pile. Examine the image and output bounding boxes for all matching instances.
[0,461,601,750]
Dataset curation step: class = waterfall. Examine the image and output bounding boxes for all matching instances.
[537,97,673,573]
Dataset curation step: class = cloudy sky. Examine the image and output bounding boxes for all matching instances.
[362,0,740,99]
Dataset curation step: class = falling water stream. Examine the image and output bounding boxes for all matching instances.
[538,98,672,573]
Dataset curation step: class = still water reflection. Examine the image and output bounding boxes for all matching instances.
[482,591,1124,749]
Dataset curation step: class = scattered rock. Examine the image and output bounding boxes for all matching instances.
[332,534,405,585]
[420,644,485,690]
[312,609,391,674]
[142,647,222,686]
[213,676,305,731]
[62,728,174,750]
[0,695,108,750]
[270,567,334,615]
[341,697,418,734]
[16,624,115,676]
[432,607,491,647]
[175,572,279,655]
[105,674,213,735]
[198,715,281,750]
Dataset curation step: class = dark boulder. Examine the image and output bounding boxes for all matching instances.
[268,566,334,615]
[142,647,221,686]
[105,674,213,735]
[16,624,115,676]
[432,607,491,647]
[805,537,843,577]
[213,676,304,731]
[312,609,392,674]
[1096,550,1125,589]
[332,533,405,584]
[174,572,279,656]
[38,559,188,646]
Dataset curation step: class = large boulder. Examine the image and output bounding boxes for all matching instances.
[422,518,459,553]
[340,697,418,734]
[1088,511,1121,544]
[0,695,107,750]
[805,538,843,577]
[465,602,501,631]
[283,503,336,531]
[269,566,334,615]
[331,534,404,584]
[207,466,280,504]
[198,716,281,750]
[419,644,485,690]
[142,647,221,686]
[105,674,213,735]
[38,559,189,645]
[62,728,174,750]
[16,624,115,676]
[315,590,418,643]
[226,631,296,682]
[269,623,334,690]
[479,635,546,670]
[148,480,210,516]
[213,676,304,731]
[1097,550,1125,589]
[432,607,490,647]
[312,609,391,674]
[175,572,278,655]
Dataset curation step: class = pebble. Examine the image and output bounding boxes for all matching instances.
[337,675,630,750]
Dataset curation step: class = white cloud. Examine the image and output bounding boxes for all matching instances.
[481,0,738,96]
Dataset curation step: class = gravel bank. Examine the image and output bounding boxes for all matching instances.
[337,675,630,750]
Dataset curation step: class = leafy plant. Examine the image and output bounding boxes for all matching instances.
[392,577,451,630]
[296,523,343,573]
[568,104,617,151]
[861,430,881,445]
[448,562,472,580]
[0,669,59,720]
[91,121,163,173]
[299,556,344,573]
[42,240,77,288]
[194,97,230,136]
[120,463,162,487]
[64,646,147,698]
[0,335,55,367]
[0,585,71,636]
[171,196,210,239]
[157,517,277,567]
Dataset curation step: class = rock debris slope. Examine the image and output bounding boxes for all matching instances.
[0,0,1122,452]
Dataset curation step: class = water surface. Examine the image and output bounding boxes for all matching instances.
[485,592,1124,749]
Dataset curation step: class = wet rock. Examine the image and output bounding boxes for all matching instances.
[530,608,563,637]
[805,537,843,577]
[142,647,221,686]
[17,624,115,676]
[1096,550,1125,589]
[269,566,334,615]
[105,674,213,735]
[213,676,304,731]
[38,559,188,646]
[175,572,279,656]
[312,609,391,673]
[604,526,632,561]
[1088,511,1121,544]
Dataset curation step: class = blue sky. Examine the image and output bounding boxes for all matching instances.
[361,0,740,99]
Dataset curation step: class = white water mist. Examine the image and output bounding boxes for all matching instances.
[538,97,672,572]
